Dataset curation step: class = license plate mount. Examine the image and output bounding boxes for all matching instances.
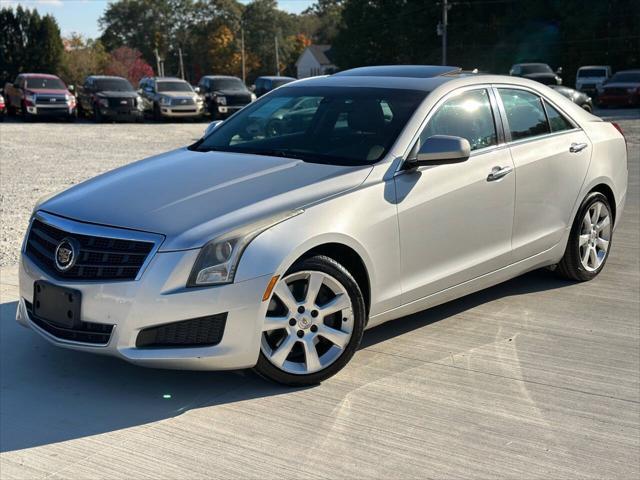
[33,281,81,329]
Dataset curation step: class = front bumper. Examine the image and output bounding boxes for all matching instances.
[160,104,205,118]
[17,247,272,371]
[99,107,143,121]
[26,105,76,117]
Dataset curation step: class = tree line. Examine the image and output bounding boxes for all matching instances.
[1,0,638,90]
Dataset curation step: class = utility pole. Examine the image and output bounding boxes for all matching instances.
[442,0,448,66]
[178,47,185,80]
[241,26,246,83]
[154,48,161,76]
[274,33,280,76]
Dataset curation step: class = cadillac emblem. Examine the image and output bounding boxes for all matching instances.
[55,238,79,272]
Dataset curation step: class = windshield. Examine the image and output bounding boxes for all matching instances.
[157,81,193,92]
[210,78,245,90]
[521,64,553,74]
[578,68,607,78]
[26,77,65,89]
[95,78,134,91]
[193,86,427,166]
[609,72,640,83]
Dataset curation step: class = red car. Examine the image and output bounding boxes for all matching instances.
[598,69,640,108]
[3,73,76,120]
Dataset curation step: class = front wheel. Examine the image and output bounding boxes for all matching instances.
[556,192,613,281]
[254,255,366,386]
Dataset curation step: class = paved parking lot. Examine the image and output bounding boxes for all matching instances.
[0,110,638,479]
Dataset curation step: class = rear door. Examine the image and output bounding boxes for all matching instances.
[496,87,592,261]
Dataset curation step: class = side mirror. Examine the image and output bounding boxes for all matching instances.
[556,67,563,75]
[194,86,201,94]
[250,84,256,92]
[203,120,223,137]
[406,135,471,168]
[68,85,75,92]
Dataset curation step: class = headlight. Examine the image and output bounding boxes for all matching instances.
[251,93,257,101]
[215,95,226,105]
[98,98,109,108]
[160,96,172,106]
[195,96,204,104]
[187,209,303,287]
[25,93,36,103]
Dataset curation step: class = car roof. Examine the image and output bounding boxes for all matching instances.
[257,76,296,80]
[155,77,187,82]
[578,65,610,69]
[512,63,550,67]
[613,69,640,74]
[202,75,243,80]
[335,65,461,78]
[21,73,61,79]
[88,75,128,80]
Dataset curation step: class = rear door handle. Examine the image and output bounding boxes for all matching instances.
[570,142,588,153]
[487,165,513,182]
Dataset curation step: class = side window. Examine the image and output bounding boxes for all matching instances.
[421,89,497,151]
[544,101,573,133]
[499,89,550,141]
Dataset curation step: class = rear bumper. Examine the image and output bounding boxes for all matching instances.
[598,93,640,106]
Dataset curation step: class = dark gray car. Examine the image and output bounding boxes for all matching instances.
[509,63,562,85]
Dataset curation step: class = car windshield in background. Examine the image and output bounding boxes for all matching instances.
[211,79,245,90]
[271,79,294,88]
[578,69,607,78]
[157,81,193,92]
[95,78,134,91]
[521,64,552,74]
[194,86,427,166]
[609,73,640,83]
[26,77,65,89]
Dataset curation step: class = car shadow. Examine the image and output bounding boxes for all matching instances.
[0,270,571,453]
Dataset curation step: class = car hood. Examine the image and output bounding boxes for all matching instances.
[159,91,198,98]
[40,148,372,251]
[97,91,138,98]
[29,88,69,95]
[603,82,640,89]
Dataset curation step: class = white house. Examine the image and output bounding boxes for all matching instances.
[296,45,337,79]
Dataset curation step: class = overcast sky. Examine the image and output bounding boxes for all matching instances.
[1,0,315,39]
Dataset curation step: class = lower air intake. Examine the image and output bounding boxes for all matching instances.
[136,313,227,348]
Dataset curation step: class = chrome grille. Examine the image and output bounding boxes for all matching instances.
[171,97,195,106]
[25,218,155,281]
[225,93,252,107]
[35,94,66,105]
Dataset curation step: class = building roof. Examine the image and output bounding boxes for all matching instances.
[306,45,335,66]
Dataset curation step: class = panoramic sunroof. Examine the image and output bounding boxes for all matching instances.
[334,65,462,78]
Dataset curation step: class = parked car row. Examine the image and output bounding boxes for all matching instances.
[1,73,296,122]
[508,63,639,108]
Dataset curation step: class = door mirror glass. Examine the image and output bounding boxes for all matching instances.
[410,135,471,167]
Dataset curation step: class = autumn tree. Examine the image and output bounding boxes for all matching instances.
[59,35,110,86]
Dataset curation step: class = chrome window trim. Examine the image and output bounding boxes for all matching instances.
[26,211,165,282]
[399,83,502,170]
[491,84,582,146]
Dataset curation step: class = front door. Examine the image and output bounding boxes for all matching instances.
[395,87,516,304]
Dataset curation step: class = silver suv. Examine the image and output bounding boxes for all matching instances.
[138,76,204,120]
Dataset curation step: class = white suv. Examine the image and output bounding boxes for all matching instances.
[576,65,611,97]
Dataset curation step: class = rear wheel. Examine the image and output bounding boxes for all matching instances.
[556,192,612,281]
[93,104,103,123]
[254,255,366,386]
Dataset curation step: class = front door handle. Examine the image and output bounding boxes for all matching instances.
[487,165,513,182]
[570,142,588,153]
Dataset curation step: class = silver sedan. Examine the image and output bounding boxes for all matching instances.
[17,66,628,385]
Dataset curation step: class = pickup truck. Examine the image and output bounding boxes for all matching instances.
[3,73,76,121]
[77,75,144,122]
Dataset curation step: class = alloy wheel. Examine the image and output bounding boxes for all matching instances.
[579,200,611,272]
[261,270,354,375]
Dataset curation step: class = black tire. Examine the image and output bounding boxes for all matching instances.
[93,104,103,123]
[254,255,366,386]
[153,103,163,122]
[582,103,592,113]
[556,192,613,282]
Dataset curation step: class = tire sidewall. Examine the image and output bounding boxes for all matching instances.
[254,255,366,386]
[565,192,613,281]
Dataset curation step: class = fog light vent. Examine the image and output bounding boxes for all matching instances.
[135,313,227,348]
